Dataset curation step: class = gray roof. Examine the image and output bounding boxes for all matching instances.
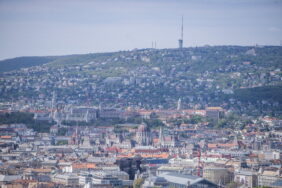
[235,170,255,176]
[151,176,168,183]
[53,173,78,180]
[271,179,282,187]
[0,175,21,182]
[158,173,204,186]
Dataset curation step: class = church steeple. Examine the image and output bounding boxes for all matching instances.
[136,122,152,146]
[159,127,164,147]
[177,98,182,110]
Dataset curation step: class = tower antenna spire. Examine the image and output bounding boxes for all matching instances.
[181,15,183,41]
[178,15,184,49]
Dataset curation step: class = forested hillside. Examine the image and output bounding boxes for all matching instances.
[0,46,281,116]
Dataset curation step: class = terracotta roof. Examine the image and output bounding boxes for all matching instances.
[105,147,122,153]
[72,163,96,169]
[153,138,159,143]
[208,142,238,149]
[25,168,52,173]
[29,110,47,113]
[117,153,134,158]
[0,135,12,139]
[249,153,258,158]
[140,153,169,158]
[208,144,218,149]
[262,117,277,121]
[206,107,223,111]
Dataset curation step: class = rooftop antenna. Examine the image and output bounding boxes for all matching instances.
[178,16,184,49]
[181,16,183,42]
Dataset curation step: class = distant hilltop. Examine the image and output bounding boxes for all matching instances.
[0,45,281,73]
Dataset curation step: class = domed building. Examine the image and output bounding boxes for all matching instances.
[136,122,152,146]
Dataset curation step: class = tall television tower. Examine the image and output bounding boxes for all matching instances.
[178,16,184,49]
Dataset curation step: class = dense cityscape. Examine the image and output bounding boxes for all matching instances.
[0,45,282,188]
[0,0,282,187]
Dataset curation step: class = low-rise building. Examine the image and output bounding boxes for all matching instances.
[52,173,79,186]
[203,167,233,186]
[158,172,219,188]
[234,170,258,188]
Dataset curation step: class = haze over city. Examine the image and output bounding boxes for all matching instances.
[0,1,282,188]
[0,0,282,60]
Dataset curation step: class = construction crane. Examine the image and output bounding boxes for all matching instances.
[197,149,201,176]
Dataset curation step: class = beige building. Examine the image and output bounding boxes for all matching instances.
[205,107,224,122]
[136,123,151,146]
[52,173,79,186]
[258,170,282,188]
[234,170,258,188]
[203,167,233,186]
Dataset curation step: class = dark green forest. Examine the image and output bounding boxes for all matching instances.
[0,112,53,132]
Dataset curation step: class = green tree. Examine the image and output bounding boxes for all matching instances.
[187,115,203,124]
[226,182,240,188]
[133,178,144,188]
[150,112,158,119]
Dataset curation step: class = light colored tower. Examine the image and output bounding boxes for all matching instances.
[177,98,182,110]
[84,109,89,123]
[51,91,56,118]
[159,127,164,147]
[75,125,79,145]
[178,16,184,49]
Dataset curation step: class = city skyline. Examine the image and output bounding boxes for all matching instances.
[0,1,282,186]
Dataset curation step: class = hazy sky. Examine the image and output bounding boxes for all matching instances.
[0,0,282,60]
